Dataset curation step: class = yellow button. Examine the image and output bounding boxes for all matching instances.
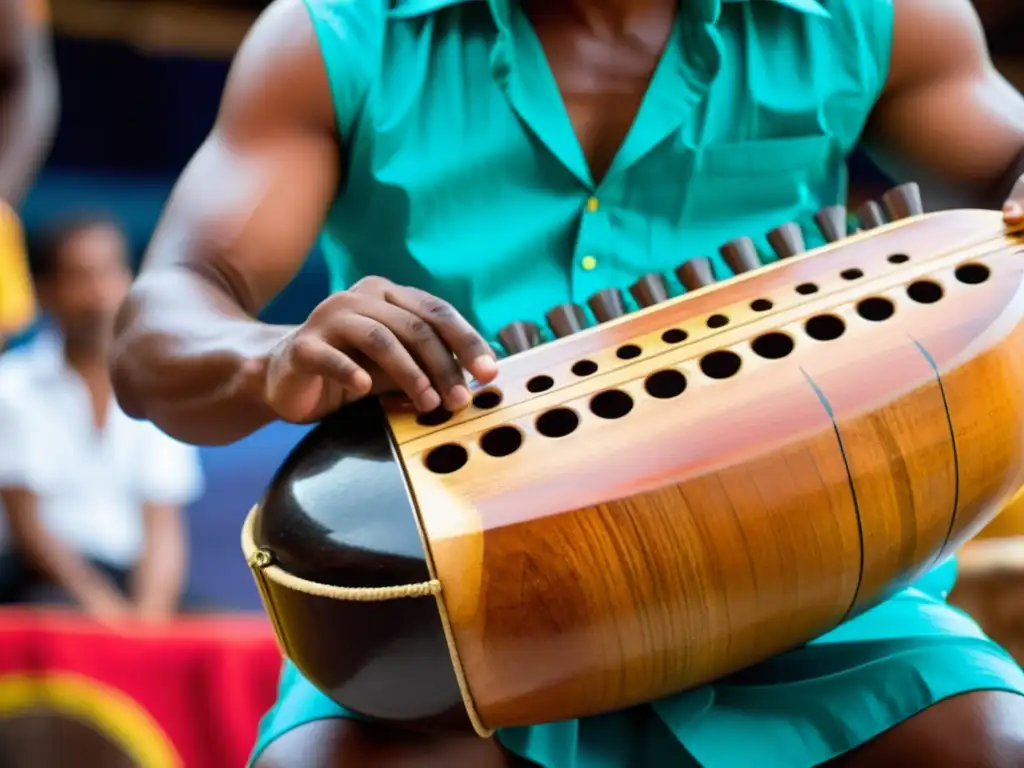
[586,197,600,213]
[581,255,598,271]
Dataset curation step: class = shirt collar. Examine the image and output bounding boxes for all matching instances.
[388,0,831,22]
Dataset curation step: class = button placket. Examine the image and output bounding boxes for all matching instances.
[572,190,613,305]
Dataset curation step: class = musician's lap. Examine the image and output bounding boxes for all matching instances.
[252,719,529,768]
[251,693,1024,768]
[283,696,1024,768]
[250,561,1024,768]
[825,692,1024,767]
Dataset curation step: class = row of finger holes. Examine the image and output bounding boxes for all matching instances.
[724,263,989,365]
[424,368,688,474]
[520,253,914,394]
[518,304,764,396]
[424,262,990,474]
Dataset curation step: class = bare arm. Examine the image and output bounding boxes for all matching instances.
[0,0,58,204]
[110,0,341,445]
[112,0,496,447]
[132,503,186,621]
[863,0,1024,207]
[0,487,131,615]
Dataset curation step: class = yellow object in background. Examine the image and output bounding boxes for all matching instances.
[0,201,36,336]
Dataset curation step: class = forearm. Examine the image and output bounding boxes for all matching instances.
[111,266,294,446]
[111,0,347,445]
[132,506,186,616]
[27,536,119,605]
[0,45,58,204]
[2,490,122,605]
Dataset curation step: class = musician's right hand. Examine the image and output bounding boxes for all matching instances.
[263,276,499,424]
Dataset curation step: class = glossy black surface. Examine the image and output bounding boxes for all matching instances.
[255,398,428,587]
[253,397,469,731]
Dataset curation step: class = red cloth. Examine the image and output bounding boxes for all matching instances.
[0,608,281,767]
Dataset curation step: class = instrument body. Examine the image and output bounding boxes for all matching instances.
[245,206,1024,735]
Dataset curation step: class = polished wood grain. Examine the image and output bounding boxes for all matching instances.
[391,210,1024,729]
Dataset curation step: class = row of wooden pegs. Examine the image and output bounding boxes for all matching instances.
[497,182,924,355]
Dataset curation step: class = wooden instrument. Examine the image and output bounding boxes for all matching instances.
[243,183,1024,737]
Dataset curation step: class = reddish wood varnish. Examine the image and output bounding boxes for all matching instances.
[388,210,1024,729]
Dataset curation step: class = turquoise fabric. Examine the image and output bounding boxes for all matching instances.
[313,0,892,350]
[250,560,1024,767]
[249,0,1024,765]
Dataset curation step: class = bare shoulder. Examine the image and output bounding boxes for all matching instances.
[883,0,991,96]
[218,0,339,140]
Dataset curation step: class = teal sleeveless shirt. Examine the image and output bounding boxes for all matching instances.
[309,0,893,351]
[250,4,1024,767]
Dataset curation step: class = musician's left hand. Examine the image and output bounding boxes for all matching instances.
[1004,176,1024,227]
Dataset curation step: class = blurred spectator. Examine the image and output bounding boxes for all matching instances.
[0,214,204,624]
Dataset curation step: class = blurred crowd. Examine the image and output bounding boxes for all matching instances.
[0,214,203,624]
[0,0,210,626]
[0,1,311,629]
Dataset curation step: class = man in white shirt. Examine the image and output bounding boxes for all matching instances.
[0,214,203,623]
[0,327,58,599]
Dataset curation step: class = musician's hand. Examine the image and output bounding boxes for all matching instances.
[1003,175,1024,227]
[264,276,498,423]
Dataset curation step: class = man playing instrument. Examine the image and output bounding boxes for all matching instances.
[112,0,1024,765]
[0,0,57,342]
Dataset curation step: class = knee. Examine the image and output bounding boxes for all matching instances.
[833,692,1024,768]
[252,719,520,768]
[924,692,1024,768]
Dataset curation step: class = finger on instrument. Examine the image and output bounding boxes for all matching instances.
[356,300,472,411]
[268,338,368,422]
[386,285,498,385]
[326,314,441,412]
[286,335,372,394]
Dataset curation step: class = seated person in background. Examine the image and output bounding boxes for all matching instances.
[0,0,58,602]
[0,215,204,623]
